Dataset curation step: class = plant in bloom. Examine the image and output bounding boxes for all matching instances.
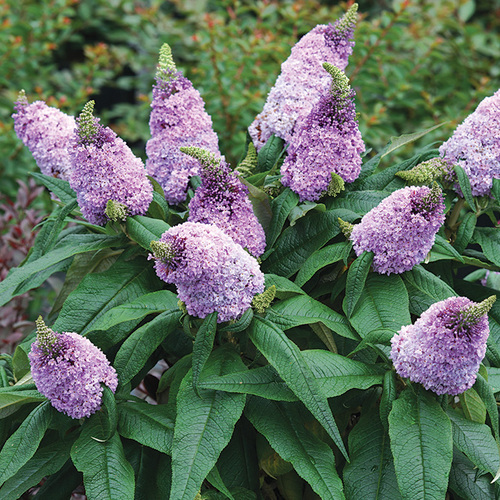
[68,100,153,226]
[28,317,118,419]
[280,63,365,201]
[150,222,265,323]
[439,88,500,197]
[12,90,76,180]
[183,146,266,257]
[248,4,358,150]
[350,184,445,274]
[145,44,220,204]
[390,296,495,395]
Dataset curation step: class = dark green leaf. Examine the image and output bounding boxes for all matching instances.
[266,188,299,249]
[379,371,397,433]
[344,251,373,318]
[429,234,465,263]
[473,374,499,440]
[0,389,45,418]
[263,274,305,299]
[348,328,396,357]
[206,466,235,500]
[126,215,170,251]
[257,135,284,173]
[454,165,476,209]
[12,346,30,383]
[147,191,169,220]
[454,213,477,254]
[473,228,500,267]
[192,312,218,395]
[31,460,82,500]
[100,386,118,441]
[325,190,388,215]
[459,388,486,424]
[32,172,76,204]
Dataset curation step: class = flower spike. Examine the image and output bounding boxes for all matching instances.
[156,43,177,81]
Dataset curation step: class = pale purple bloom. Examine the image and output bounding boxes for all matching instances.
[185,147,266,257]
[29,317,118,419]
[150,222,265,323]
[145,45,219,205]
[69,101,153,225]
[12,93,76,180]
[350,185,445,275]
[390,296,495,395]
[248,5,357,150]
[280,64,364,201]
[440,88,500,196]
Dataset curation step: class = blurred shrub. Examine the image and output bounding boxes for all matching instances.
[1,0,499,197]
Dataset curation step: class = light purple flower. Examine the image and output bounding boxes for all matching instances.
[69,101,153,225]
[29,317,118,419]
[439,88,500,197]
[248,4,358,150]
[280,63,364,201]
[350,185,445,275]
[390,296,495,395]
[150,222,265,323]
[12,91,76,180]
[145,44,220,205]
[184,147,266,257]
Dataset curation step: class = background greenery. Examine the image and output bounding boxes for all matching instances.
[1,0,499,199]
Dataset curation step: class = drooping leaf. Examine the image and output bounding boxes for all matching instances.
[126,215,170,251]
[454,164,476,209]
[266,188,299,249]
[192,312,218,395]
[454,212,477,254]
[0,389,45,418]
[32,172,76,204]
[429,234,465,263]
[473,227,500,267]
[344,251,374,318]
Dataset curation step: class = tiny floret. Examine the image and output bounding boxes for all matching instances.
[390,296,495,395]
[29,317,118,419]
[350,185,445,275]
[150,222,265,323]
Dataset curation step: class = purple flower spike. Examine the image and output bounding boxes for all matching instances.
[29,317,118,419]
[249,4,358,150]
[439,88,500,197]
[145,44,220,205]
[391,296,496,395]
[280,63,364,201]
[150,222,265,323]
[350,184,445,275]
[12,91,76,180]
[69,101,153,225]
[183,147,266,257]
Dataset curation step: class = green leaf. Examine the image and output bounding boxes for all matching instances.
[0,389,45,418]
[0,401,52,484]
[380,371,397,433]
[117,401,174,454]
[114,308,182,385]
[263,274,305,299]
[343,407,401,500]
[473,227,500,267]
[454,164,476,209]
[32,172,77,204]
[126,215,170,251]
[248,317,348,460]
[344,251,373,318]
[218,308,254,333]
[388,387,452,500]
[30,460,82,500]
[0,440,72,500]
[348,328,396,357]
[429,234,465,262]
[12,346,30,382]
[325,190,388,215]
[266,188,299,249]
[206,466,235,500]
[147,190,169,220]
[402,265,456,315]
[192,312,218,395]
[169,348,246,500]
[100,386,118,441]
[257,134,285,173]
[349,274,411,337]
[473,374,499,441]
[446,408,500,476]
[246,398,345,500]
[71,422,135,500]
[266,295,357,340]
[459,388,486,424]
[288,201,326,226]
[454,213,477,254]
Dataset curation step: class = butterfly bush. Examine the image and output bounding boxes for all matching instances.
[150,222,264,323]
[248,4,357,150]
[440,88,500,196]
[184,146,266,257]
[390,296,495,395]
[350,184,445,274]
[69,101,153,226]
[146,44,220,205]
[280,63,365,201]
[28,317,118,419]
[12,91,76,180]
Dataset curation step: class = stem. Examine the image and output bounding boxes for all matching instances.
[447,197,465,231]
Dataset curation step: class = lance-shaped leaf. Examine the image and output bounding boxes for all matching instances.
[473,374,499,441]
[388,387,452,500]
[192,312,218,395]
[169,347,246,500]
[248,317,348,460]
[126,215,170,251]
[266,188,300,249]
[246,397,345,500]
[454,164,475,209]
[344,251,373,318]
[454,212,476,254]
[32,172,77,204]
[0,388,45,418]
[473,227,500,268]
[429,234,465,263]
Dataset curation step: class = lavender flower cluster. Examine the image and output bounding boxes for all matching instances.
[440,89,500,197]
[390,296,494,395]
[150,222,265,323]
[29,317,118,419]
[248,4,357,150]
[350,185,445,275]
[185,147,266,257]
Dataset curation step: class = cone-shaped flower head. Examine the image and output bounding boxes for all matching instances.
[390,296,496,395]
[396,157,448,185]
[29,317,118,419]
[12,91,76,180]
[69,101,153,225]
[280,63,364,201]
[350,184,445,275]
[184,147,266,257]
[439,88,500,197]
[146,43,220,205]
[150,222,265,323]
[249,4,358,150]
